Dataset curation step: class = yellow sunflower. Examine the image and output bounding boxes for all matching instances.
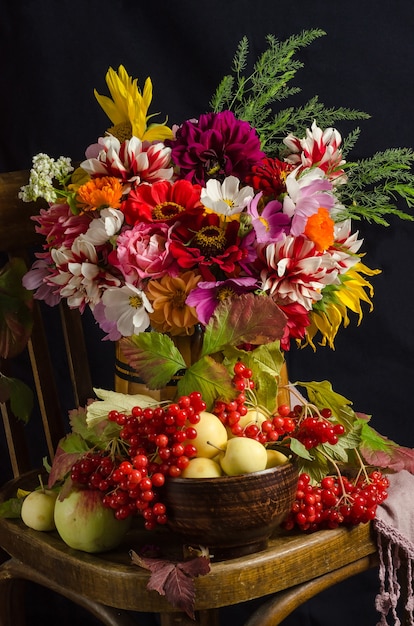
[301,261,382,350]
[94,65,173,143]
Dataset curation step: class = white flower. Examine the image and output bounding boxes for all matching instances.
[201,176,254,216]
[79,208,124,246]
[101,284,154,336]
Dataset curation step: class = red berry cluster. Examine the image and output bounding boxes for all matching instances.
[70,391,206,529]
[212,362,296,443]
[293,407,345,450]
[283,470,389,532]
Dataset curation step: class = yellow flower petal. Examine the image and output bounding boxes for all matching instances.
[94,67,172,142]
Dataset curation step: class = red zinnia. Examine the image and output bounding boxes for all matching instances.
[121,179,203,225]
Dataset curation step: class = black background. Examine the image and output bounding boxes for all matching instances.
[1,1,414,624]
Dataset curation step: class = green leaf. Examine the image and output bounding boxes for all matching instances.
[295,380,353,421]
[289,437,314,461]
[59,432,91,454]
[177,356,236,410]
[120,333,187,389]
[0,376,34,423]
[0,497,23,518]
[0,258,33,359]
[357,419,398,455]
[201,293,286,357]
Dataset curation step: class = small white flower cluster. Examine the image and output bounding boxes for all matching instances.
[19,153,73,203]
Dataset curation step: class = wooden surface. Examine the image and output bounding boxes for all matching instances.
[0,471,378,617]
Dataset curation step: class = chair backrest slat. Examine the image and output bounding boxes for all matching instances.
[0,170,94,479]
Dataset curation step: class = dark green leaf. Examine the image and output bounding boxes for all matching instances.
[0,258,33,359]
[177,356,236,410]
[3,377,34,423]
[0,497,23,518]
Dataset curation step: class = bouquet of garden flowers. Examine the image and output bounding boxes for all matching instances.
[20,29,414,409]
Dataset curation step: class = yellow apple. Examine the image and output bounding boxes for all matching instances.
[21,489,58,531]
[266,449,289,468]
[228,407,268,438]
[184,410,228,458]
[219,437,267,476]
[181,457,223,478]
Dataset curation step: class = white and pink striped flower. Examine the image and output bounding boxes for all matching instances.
[81,135,173,185]
[284,121,347,184]
[49,239,120,312]
[257,234,339,310]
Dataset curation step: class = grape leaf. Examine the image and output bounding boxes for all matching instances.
[0,496,23,518]
[0,375,34,423]
[295,380,354,421]
[0,258,33,359]
[130,550,211,619]
[177,356,236,410]
[356,420,414,471]
[120,333,187,388]
[201,293,287,357]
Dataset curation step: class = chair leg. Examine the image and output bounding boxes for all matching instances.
[0,569,27,626]
[160,609,220,626]
[0,557,138,626]
[243,555,378,626]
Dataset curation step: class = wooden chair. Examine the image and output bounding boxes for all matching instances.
[0,169,379,626]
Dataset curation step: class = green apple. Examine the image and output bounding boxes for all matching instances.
[184,410,228,458]
[54,488,131,553]
[219,437,267,476]
[266,449,289,468]
[181,457,223,478]
[21,489,58,531]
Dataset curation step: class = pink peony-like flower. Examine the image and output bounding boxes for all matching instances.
[81,135,173,184]
[167,110,265,185]
[256,235,339,310]
[109,221,179,284]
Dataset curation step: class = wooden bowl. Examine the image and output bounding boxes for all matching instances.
[163,462,298,560]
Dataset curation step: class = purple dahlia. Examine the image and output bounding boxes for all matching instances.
[167,110,265,185]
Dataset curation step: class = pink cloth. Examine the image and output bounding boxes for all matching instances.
[374,470,414,625]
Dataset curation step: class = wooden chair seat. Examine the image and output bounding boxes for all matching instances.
[0,169,379,624]
[0,470,378,625]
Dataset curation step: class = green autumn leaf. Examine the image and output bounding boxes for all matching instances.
[357,419,399,455]
[295,380,354,421]
[201,293,286,357]
[120,333,187,389]
[223,342,285,412]
[177,356,236,410]
[0,376,34,423]
[0,497,23,518]
[0,258,33,359]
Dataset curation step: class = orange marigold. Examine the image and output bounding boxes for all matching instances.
[76,176,124,212]
[147,271,201,336]
[304,207,335,252]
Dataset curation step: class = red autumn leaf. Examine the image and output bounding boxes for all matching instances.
[130,550,210,619]
[48,445,82,488]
